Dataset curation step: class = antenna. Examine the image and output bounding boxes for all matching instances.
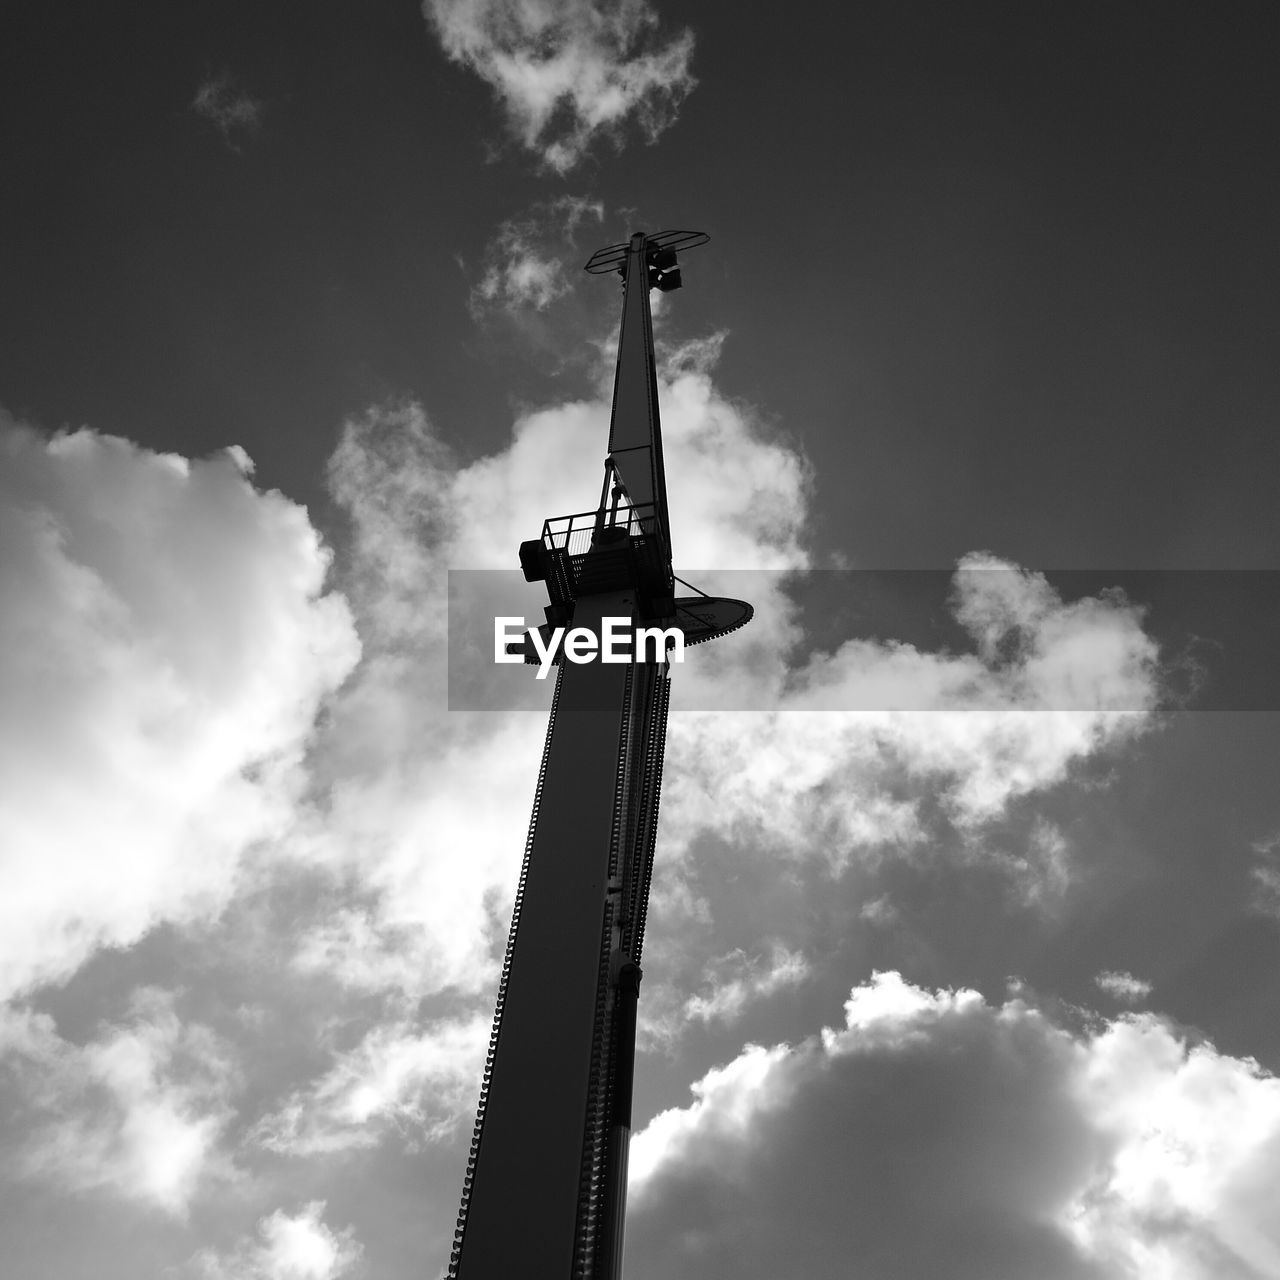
[584,229,711,287]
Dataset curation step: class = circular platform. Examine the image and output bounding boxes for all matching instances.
[669,596,754,646]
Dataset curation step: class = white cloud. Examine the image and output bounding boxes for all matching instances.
[758,557,1159,717]
[1253,863,1280,919]
[0,327,1170,1226]
[289,334,813,1002]
[858,893,900,925]
[661,557,1162,888]
[1006,817,1074,910]
[297,717,549,1000]
[628,971,1280,1280]
[192,71,264,149]
[470,196,605,318]
[251,1014,489,1156]
[193,1201,363,1280]
[481,246,565,311]
[1071,1016,1280,1278]
[0,989,236,1215]
[1249,829,1280,920]
[422,0,695,172]
[681,943,810,1026]
[0,341,1169,1231]
[301,335,1166,1023]
[1095,969,1154,1004]
[0,418,360,1002]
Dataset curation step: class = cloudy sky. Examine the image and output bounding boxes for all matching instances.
[2,3,1280,1277]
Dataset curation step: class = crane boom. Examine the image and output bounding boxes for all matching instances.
[448,229,746,1279]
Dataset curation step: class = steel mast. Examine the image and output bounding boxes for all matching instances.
[448,231,751,1279]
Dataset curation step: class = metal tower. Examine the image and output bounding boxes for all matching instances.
[449,231,752,1279]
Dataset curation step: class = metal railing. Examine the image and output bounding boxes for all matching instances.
[541,502,662,558]
[531,502,672,607]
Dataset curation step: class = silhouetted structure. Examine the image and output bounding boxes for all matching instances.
[449,231,751,1279]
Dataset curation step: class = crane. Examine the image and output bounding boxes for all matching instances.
[448,230,752,1279]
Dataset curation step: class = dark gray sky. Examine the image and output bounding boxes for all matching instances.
[5,3,1277,565]
[2,3,1279,1278]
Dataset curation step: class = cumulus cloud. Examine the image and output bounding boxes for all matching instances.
[628,971,1280,1280]
[251,1014,488,1155]
[754,561,1160,714]
[859,893,900,926]
[294,334,811,1006]
[681,943,810,1026]
[470,195,604,319]
[1095,969,1154,1004]
[192,1201,363,1280]
[0,210,1192,1280]
[0,990,235,1215]
[422,0,695,172]
[0,327,1171,1249]
[296,407,553,998]
[192,71,264,149]
[0,340,1171,1247]
[661,699,1148,887]
[0,417,359,1002]
[1249,829,1280,920]
[659,553,1162,906]
[304,332,1167,1042]
[1007,817,1074,909]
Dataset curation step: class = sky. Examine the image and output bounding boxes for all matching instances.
[2,2,1280,1278]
